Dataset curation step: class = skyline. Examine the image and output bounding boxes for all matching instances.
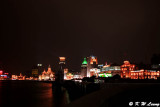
[1,0,160,74]
[0,54,159,75]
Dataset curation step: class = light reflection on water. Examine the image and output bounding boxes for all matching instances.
[0,81,70,107]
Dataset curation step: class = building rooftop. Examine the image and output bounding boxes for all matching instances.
[82,58,87,65]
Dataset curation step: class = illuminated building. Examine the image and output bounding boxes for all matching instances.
[59,57,66,65]
[18,73,25,80]
[130,70,160,79]
[58,57,69,80]
[86,56,99,77]
[81,58,87,78]
[121,61,135,78]
[101,63,121,77]
[59,57,66,80]
[12,73,25,80]
[73,73,81,79]
[87,56,99,77]
[12,75,18,80]
[90,68,101,77]
[0,64,9,80]
[81,56,99,77]
[120,61,160,79]
[89,56,98,65]
[144,70,160,79]
[0,74,8,80]
[39,65,55,81]
[130,70,144,79]
[66,73,73,80]
[0,70,9,80]
[64,68,68,80]
[0,75,8,79]
[69,71,81,79]
[102,65,121,71]
[98,64,104,72]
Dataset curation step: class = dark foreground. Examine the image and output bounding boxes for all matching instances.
[0,80,99,107]
[67,83,160,107]
[0,80,160,107]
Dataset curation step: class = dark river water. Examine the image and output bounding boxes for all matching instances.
[1,80,160,107]
[0,80,71,107]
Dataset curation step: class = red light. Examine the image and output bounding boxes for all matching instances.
[0,70,3,75]
[4,76,7,78]
[4,73,9,75]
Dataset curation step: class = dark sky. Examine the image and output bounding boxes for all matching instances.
[1,0,160,74]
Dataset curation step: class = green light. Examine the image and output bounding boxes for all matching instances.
[82,58,87,65]
[98,73,112,77]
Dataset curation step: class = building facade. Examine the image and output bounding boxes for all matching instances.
[120,61,135,78]
[130,70,160,79]
[87,56,99,77]
[39,65,55,81]
[81,58,87,78]
[101,64,121,77]
[81,56,99,77]
[120,61,160,79]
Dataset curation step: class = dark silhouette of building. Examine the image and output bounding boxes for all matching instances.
[55,57,66,84]
[151,54,160,70]
[31,65,39,78]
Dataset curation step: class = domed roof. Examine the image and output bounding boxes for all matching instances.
[82,58,87,65]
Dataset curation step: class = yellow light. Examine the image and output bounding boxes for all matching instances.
[59,57,66,61]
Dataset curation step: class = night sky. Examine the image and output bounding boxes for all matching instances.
[1,0,160,74]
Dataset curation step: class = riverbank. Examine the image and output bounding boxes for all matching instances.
[66,83,160,107]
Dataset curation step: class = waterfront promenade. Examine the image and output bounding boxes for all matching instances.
[66,83,160,107]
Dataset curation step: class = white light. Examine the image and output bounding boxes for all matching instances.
[37,64,42,66]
